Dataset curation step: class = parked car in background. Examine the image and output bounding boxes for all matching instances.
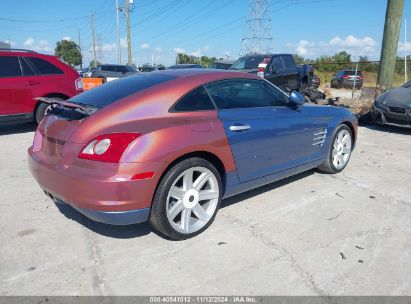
[371,80,411,128]
[140,65,166,72]
[229,53,313,93]
[79,67,93,78]
[209,59,234,70]
[168,64,203,69]
[0,49,83,124]
[90,64,139,82]
[29,69,357,240]
[331,70,364,89]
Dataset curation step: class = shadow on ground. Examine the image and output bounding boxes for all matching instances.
[0,123,36,136]
[55,202,153,239]
[363,124,411,135]
[54,170,315,240]
[221,170,314,208]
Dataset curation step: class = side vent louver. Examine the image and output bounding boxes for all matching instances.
[312,128,327,147]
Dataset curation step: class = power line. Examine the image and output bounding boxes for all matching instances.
[0,9,115,23]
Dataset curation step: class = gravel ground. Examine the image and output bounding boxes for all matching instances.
[0,123,410,296]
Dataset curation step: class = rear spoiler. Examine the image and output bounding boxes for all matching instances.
[35,97,98,116]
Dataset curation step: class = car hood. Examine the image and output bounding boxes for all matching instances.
[377,87,411,107]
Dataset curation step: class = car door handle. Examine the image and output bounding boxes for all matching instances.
[229,124,251,132]
[27,81,40,85]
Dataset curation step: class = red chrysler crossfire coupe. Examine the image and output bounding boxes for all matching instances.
[29,69,357,240]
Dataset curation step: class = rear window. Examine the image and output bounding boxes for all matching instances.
[27,57,64,75]
[70,74,176,107]
[230,56,269,70]
[345,70,362,76]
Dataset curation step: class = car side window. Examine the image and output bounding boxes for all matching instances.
[27,57,63,75]
[270,57,285,73]
[206,80,286,109]
[19,57,36,76]
[173,86,215,112]
[0,56,22,78]
[116,66,127,73]
[282,55,295,69]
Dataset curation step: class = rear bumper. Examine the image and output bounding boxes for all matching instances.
[342,79,363,87]
[28,146,161,219]
[55,198,150,225]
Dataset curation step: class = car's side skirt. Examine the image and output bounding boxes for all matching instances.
[0,113,33,125]
[222,157,325,199]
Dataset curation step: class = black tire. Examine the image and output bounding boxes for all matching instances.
[35,97,64,124]
[317,124,353,174]
[100,77,107,84]
[149,157,222,240]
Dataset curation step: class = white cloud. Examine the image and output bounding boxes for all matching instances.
[289,35,378,58]
[203,45,210,51]
[100,43,117,52]
[120,37,127,49]
[24,37,34,48]
[155,47,163,52]
[141,43,149,49]
[5,39,16,47]
[23,37,51,53]
[173,47,185,53]
[398,41,411,53]
[62,36,72,41]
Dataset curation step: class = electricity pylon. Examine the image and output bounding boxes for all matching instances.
[240,0,274,55]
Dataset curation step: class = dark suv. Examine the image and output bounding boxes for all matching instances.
[0,49,82,124]
[331,70,364,89]
[90,64,139,82]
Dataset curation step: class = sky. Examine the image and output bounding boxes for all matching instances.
[1,0,410,67]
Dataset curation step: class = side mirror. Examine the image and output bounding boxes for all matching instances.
[288,91,305,107]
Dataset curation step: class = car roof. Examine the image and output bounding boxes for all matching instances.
[150,68,260,80]
[0,49,56,58]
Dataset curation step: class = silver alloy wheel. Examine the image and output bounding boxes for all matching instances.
[332,129,352,169]
[166,166,219,234]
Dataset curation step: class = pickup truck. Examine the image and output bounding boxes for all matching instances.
[229,53,314,93]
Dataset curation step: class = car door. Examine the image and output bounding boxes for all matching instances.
[206,79,314,182]
[281,55,301,91]
[0,55,34,115]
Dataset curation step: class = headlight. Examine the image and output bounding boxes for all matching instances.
[374,100,389,111]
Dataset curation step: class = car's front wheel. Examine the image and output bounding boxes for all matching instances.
[318,124,353,173]
[149,157,222,240]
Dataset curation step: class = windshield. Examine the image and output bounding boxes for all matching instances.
[230,56,267,70]
[70,74,176,107]
[402,80,411,88]
[345,70,362,76]
[125,66,138,72]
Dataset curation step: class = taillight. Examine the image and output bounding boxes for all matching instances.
[359,76,364,79]
[78,133,140,163]
[75,78,83,91]
[342,75,349,79]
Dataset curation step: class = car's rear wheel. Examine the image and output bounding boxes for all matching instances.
[318,125,353,173]
[35,97,65,124]
[149,157,222,240]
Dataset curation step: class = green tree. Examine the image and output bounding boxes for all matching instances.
[89,60,101,68]
[55,40,82,67]
[293,54,305,65]
[333,51,351,64]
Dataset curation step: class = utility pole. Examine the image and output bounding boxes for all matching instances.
[115,0,122,64]
[91,14,97,68]
[125,0,132,65]
[377,0,404,89]
[78,29,83,69]
[240,0,273,55]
